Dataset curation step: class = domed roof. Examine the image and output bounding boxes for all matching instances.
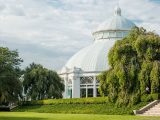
[62,40,117,73]
[61,6,135,74]
[95,6,135,32]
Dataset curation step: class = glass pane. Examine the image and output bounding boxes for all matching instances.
[103,32,109,38]
[80,88,86,98]
[116,32,122,37]
[109,32,116,37]
[88,88,93,97]
[80,76,93,84]
[68,89,72,98]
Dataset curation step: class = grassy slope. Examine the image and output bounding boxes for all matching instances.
[0,112,160,120]
[14,102,148,115]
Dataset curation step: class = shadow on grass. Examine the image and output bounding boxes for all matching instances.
[0,117,46,120]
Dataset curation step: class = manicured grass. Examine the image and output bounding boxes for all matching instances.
[0,112,160,120]
[14,102,148,115]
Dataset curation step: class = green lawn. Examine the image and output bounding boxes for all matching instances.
[14,102,148,115]
[0,112,160,120]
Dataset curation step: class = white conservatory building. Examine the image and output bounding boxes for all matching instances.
[59,6,136,98]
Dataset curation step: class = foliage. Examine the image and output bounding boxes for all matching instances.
[0,47,23,105]
[98,27,160,106]
[23,63,64,100]
[15,97,148,115]
[21,97,108,105]
[14,101,148,115]
[141,93,160,102]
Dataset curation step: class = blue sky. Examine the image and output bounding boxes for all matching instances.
[150,0,160,3]
[0,0,159,71]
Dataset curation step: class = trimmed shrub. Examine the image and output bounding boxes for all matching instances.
[141,94,153,102]
[14,101,149,115]
[151,93,160,100]
[22,97,108,105]
[141,93,160,102]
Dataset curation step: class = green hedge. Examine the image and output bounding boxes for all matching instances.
[22,97,108,105]
[141,93,160,102]
[14,101,149,115]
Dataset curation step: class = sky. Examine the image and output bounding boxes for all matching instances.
[0,0,159,71]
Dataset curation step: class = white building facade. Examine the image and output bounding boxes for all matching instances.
[59,6,136,98]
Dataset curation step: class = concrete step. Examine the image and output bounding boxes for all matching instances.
[142,104,160,115]
[150,107,160,109]
[145,112,160,114]
[145,109,160,113]
[144,112,160,114]
[134,100,160,116]
[146,109,160,111]
[143,111,160,114]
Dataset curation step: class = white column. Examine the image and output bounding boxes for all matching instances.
[93,76,97,97]
[86,86,88,98]
[72,75,80,98]
[64,74,68,98]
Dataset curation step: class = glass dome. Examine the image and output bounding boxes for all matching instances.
[61,6,136,73]
[92,6,135,40]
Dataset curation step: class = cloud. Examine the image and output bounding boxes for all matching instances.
[0,0,159,71]
[119,0,160,35]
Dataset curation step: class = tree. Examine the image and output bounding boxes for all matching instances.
[98,27,160,106]
[23,63,64,100]
[0,47,23,105]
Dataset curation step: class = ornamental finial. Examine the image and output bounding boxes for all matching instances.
[114,5,121,16]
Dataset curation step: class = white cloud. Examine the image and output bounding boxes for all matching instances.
[0,0,159,70]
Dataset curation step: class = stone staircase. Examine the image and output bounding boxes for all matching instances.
[143,102,160,116]
[134,100,160,116]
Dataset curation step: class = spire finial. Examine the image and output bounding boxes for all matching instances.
[114,5,121,16]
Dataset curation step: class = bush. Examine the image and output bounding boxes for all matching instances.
[14,101,149,115]
[130,93,141,105]
[141,93,160,102]
[151,93,160,100]
[22,97,108,105]
[141,94,153,102]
